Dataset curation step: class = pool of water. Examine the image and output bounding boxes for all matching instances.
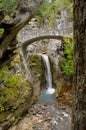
[38,89,57,104]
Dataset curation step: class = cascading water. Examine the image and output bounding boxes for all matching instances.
[38,54,56,104]
[42,55,55,94]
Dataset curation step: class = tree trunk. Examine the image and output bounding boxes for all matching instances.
[0,0,44,68]
[72,0,86,130]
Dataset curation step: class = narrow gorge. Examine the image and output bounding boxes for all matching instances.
[0,3,73,130]
[0,0,85,130]
[8,54,72,130]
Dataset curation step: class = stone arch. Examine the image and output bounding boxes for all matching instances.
[21,35,66,57]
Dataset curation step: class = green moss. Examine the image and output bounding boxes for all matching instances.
[0,28,4,37]
[29,54,45,83]
[11,54,21,67]
[0,66,32,113]
[61,37,74,76]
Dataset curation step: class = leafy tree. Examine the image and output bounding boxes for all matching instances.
[61,37,74,76]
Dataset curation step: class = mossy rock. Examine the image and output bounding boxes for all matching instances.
[0,66,40,129]
[29,54,45,84]
[0,66,32,113]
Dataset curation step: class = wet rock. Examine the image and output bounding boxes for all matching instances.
[37,111,43,114]
[8,102,71,130]
[32,111,37,115]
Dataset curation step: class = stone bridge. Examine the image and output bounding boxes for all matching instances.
[18,22,72,43]
[18,16,72,57]
[18,9,72,43]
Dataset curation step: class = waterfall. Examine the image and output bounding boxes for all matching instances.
[42,54,55,94]
[42,55,52,88]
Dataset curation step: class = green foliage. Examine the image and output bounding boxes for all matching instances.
[61,37,74,76]
[68,5,73,19]
[0,67,31,113]
[36,0,73,26]
[36,1,56,26]
[0,0,17,15]
[54,0,72,10]
[0,28,4,37]
[29,54,45,83]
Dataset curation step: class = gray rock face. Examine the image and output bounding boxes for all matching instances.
[47,39,62,69]
[27,44,36,53]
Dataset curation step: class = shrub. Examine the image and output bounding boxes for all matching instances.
[61,37,74,76]
[0,66,31,112]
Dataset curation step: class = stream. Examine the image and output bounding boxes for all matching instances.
[9,102,71,130]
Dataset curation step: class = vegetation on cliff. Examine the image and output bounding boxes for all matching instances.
[61,37,74,76]
[36,0,73,26]
[0,66,32,113]
[29,54,45,85]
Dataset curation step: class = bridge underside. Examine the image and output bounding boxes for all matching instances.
[21,35,71,57]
